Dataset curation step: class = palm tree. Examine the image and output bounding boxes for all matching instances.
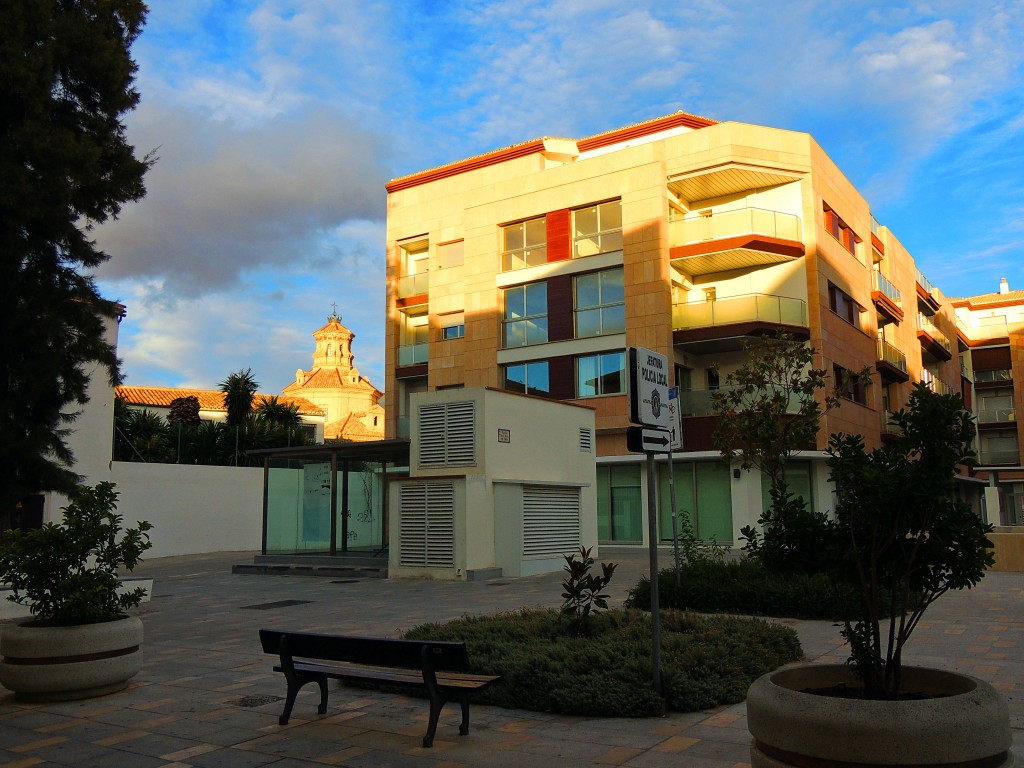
[219,369,259,427]
[219,368,259,466]
[255,395,301,426]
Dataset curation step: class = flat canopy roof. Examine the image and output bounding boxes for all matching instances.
[248,438,410,463]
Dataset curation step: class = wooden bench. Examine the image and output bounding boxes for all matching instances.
[258,629,501,747]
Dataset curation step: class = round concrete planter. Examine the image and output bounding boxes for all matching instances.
[747,665,1014,768]
[0,616,143,702]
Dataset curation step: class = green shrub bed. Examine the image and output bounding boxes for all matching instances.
[624,559,850,620]
[404,608,801,717]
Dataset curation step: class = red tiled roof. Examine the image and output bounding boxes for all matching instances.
[115,386,324,416]
[282,368,382,396]
[951,290,1024,309]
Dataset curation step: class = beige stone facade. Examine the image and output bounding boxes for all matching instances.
[383,111,1018,545]
[282,313,384,442]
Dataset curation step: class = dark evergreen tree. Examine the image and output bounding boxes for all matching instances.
[0,1,151,515]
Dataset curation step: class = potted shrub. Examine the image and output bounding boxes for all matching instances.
[0,482,153,701]
[746,385,1013,767]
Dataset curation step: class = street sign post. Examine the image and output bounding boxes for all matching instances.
[627,346,672,694]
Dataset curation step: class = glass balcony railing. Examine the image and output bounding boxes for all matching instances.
[678,385,802,417]
[502,245,548,271]
[872,271,901,305]
[881,410,902,435]
[396,416,410,439]
[397,271,429,298]
[876,339,907,373]
[975,369,1013,383]
[870,215,882,237]
[963,315,1010,341]
[978,407,1016,424]
[397,342,428,366]
[915,268,937,296]
[917,313,951,354]
[673,293,808,330]
[670,207,802,247]
[979,447,1020,465]
[921,370,954,396]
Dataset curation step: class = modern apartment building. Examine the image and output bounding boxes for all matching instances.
[954,279,1024,526]
[383,111,1007,546]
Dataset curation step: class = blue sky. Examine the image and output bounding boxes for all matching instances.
[93,0,1024,396]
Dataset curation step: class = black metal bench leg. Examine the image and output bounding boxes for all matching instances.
[316,676,329,714]
[459,694,470,736]
[423,696,443,748]
[280,680,300,725]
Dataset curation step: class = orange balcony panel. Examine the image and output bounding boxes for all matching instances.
[917,330,953,362]
[396,293,428,309]
[669,235,803,276]
[872,291,904,324]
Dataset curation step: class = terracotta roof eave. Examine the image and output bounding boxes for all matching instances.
[385,110,717,193]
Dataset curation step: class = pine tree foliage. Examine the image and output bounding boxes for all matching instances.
[0,1,150,514]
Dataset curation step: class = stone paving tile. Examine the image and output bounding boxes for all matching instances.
[1,549,1021,768]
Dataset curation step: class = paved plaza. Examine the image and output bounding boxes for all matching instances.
[1,547,1021,767]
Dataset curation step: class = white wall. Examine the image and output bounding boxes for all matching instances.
[109,462,263,558]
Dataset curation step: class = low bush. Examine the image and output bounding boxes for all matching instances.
[625,559,846,620]
[405,608,801,717]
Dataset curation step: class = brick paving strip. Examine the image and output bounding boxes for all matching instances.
[0,548,1020,767]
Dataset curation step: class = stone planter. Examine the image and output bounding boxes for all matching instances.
[0,616,143,701]
[747,664,1014,768]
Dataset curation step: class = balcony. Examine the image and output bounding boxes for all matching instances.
[396,415,410,439]
[921,370,954,397]
[915,268,941,313]
[871,271,903,324]
[961,315,1010,343]
[875,339,909,382]
[978,447,1020,466]
[672,293,809,354]
[678,385,802,417]
[668,207,803,276]
[397,271,429,301]
[978,407,1016,425]
[917,313,952,361]
[397,342,428,367]
[881,410,902,441]
[975,369,1013,384]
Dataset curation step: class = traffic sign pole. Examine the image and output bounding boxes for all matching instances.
[646,451,662,694]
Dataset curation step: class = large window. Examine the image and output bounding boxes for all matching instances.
[573,200,622,258]
[834,364,868,405]
[503,283,548,347]
[502,217,547,271]
[577,351,626,397]
[503,361,550,397]
[575,267,625,337]
[828,283,860,327]
[440,312,464,340]
[824,204,860,258]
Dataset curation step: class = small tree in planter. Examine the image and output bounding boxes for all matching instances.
[0,482,154,700]
[0,482,152,626]
[826,383,994,698]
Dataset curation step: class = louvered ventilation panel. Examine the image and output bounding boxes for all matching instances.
[579,427,593,452]
[522,485,580,558]
[418,401,476,468]
[399,482,455,567]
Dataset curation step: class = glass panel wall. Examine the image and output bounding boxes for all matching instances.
[597,464,642,543]
[266,455,333,553]
[657,460,733,543]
